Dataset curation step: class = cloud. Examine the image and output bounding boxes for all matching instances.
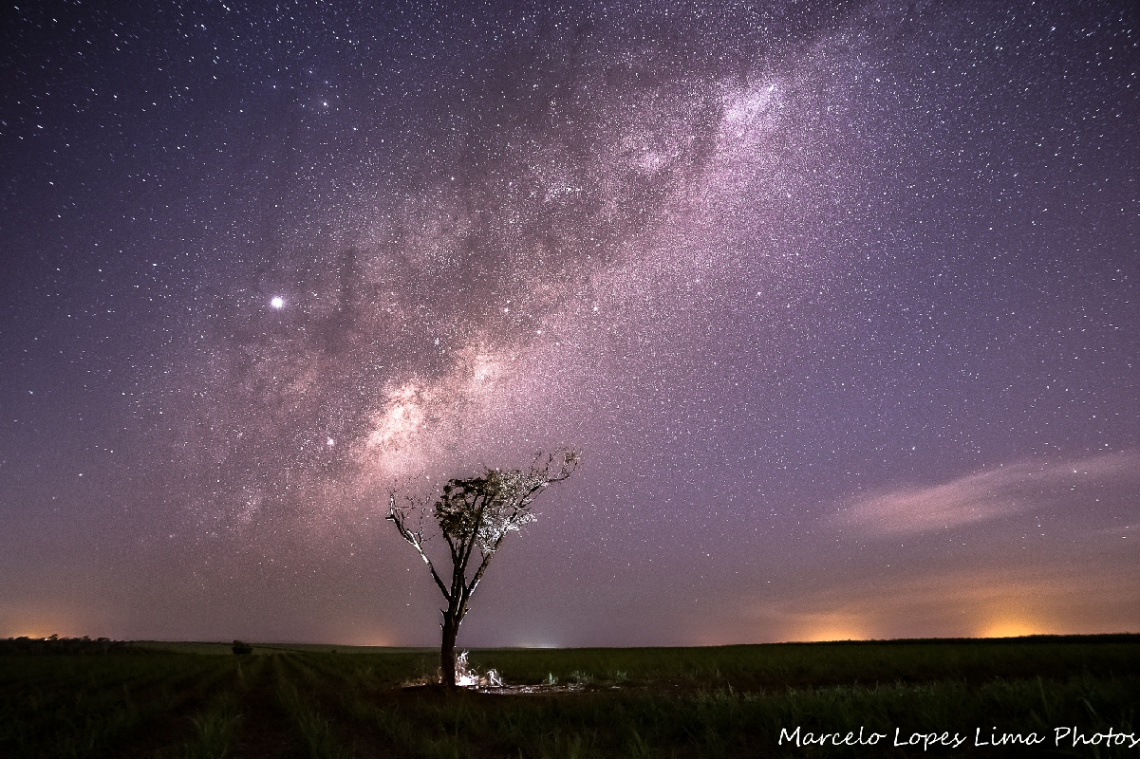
[837,450,1140,537]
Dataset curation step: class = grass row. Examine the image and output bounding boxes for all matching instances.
[307,670,1139,758]
[1,638,1137,757]
[0,654,237,758]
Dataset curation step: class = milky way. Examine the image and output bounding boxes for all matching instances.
[2,0,1137,645]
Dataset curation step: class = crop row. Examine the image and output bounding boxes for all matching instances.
[1,639,1137,757]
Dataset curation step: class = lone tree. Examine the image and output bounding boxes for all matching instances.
[387,450,578,688]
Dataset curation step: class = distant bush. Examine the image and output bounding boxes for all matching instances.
[231,640,253,655]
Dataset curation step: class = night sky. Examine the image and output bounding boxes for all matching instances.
[2,0,1137,647]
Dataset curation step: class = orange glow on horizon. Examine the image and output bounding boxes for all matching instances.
[332,630,397,647]
[2,615,82,640]
[798,629,867,643]
[786,614,872,643]
[4,627,76,640]
[979,619,1046,639]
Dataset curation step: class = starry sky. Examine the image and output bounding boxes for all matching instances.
[2,0,1137,647]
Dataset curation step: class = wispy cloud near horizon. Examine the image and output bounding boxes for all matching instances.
[837,450,1140,537]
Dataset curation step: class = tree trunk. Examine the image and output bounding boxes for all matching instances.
[440,614,459,689]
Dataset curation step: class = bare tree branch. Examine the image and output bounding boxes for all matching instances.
[387,493,449,597]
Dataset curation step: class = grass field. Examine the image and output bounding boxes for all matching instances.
[1,635,1137,757]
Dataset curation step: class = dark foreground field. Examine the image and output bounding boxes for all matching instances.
[1,635,1137,758]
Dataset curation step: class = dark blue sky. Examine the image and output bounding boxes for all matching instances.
[2,0,1137,645]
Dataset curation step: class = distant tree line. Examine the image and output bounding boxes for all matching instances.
[0,635,143,656]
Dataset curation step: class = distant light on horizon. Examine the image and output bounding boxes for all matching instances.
[796,628,869,644]
[979,619,1046,639]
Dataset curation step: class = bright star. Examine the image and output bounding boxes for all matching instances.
[270,296,284,309]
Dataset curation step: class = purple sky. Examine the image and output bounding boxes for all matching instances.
[2,0,1137,646]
